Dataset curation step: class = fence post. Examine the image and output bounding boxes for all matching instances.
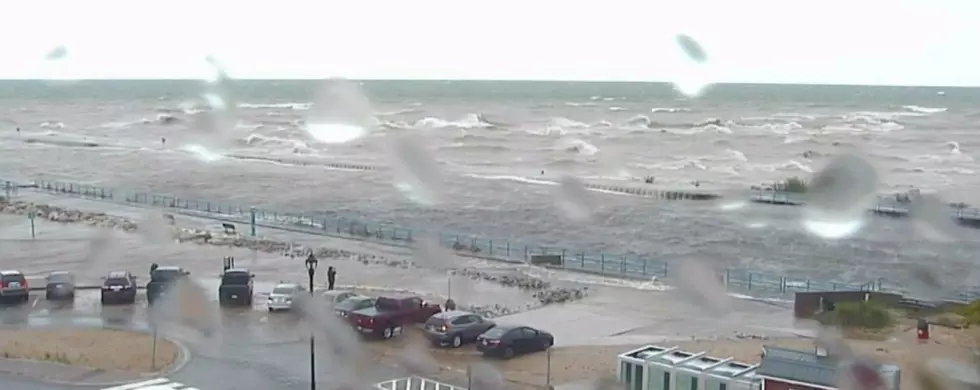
[620,256,626,273]
[580,253,585,268]
[600,253,605,270]
[748,273,753,290]
[488,240,493,255]
[249,207,257,236]
[523,245,528,262]
[642,259,647,275]
[663,262,668,276]
[506,241,510,257]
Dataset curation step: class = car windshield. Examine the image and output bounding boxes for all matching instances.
[222,273,250,284]
[272,286,295,294]
[151,270,181,282]
[47,273,72,282]
[106,278,129,285]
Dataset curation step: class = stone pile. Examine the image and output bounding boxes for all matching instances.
[0,197,590,313]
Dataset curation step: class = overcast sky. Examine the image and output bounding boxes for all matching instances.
[1,0,975,86]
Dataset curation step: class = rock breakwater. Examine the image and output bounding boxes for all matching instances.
[0,197,589,317]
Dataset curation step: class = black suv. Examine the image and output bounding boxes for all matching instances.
[218,257,254,306]
[146,265,189,305]
[0,270,29,304]
[101,271,138,305]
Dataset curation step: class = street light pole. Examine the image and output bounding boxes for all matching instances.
[304,253,319,390]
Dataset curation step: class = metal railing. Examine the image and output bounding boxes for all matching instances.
[3,179,882,295]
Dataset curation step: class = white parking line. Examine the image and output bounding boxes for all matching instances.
[30,297,37,308]
[100,377,200,390]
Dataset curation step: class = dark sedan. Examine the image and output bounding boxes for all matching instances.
[101,271,138,305]
[475,325,554,359]
[44,271,76,301]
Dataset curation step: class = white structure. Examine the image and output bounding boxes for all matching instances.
[618,345,760,390]
[376,376,467,390]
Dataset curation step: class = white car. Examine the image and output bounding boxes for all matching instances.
[267,283,307,312]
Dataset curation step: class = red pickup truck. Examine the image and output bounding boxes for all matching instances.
[348,296,442,339]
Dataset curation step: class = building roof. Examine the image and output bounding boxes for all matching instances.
[619,345,758,380]
[757,346,838,387]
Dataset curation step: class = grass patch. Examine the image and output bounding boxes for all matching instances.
[0,329,178,373]
[815,301,894,330]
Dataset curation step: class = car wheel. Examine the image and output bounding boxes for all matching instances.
[383,326,394,339]
[45,293,51,301]
[100,296,106,305]
[452,335,462,348]
[503,347,515,359]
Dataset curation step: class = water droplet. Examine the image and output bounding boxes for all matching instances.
[306,78,373,144]
[838,358,888,390]
[553,176,595,221]
[675,34,707,63]
[388,134,444,205]
[186,56,236,161]
[673,259,730,313]
[908,192,960,242]
[468,363,507,390]
[44,46,68,61]
[802,152,879,239]
[671,34,713,97]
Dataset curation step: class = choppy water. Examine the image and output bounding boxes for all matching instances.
[2,80,979,290]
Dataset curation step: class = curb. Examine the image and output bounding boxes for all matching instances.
[0,323,192,387]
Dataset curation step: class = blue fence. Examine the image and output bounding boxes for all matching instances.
[3,179,882,295]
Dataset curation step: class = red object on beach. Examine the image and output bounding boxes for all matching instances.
[917,318,930,341]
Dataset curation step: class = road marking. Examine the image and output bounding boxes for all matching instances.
[100,377,200,390]
[30,297,38,308]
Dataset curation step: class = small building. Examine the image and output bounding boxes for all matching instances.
[757,345,901,390]
[618,345,760,390]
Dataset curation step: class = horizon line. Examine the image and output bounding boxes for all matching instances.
[0,78,970,89]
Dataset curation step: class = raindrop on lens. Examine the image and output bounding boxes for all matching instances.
[306,78,374,144]
[45,45,68,61]
[671,34,712,98]
[802,152,879,239]
[675,34,707,63]
[389,134,444,205]
[553,176,595,221]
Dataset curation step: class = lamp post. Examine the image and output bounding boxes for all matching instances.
[304,253,318,390]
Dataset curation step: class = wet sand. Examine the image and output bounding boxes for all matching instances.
[0,328,178,373]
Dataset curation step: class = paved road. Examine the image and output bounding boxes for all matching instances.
[0,290,414,390]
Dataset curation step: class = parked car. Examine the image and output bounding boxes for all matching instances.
[218,268,254,307]
[333,295,375,319]
[100,271,138,305]
[348,296,442,339]
[476,325,554,359]
[322,290,357,306]
[0,270,29,304]
[424,310,496,348]
[146,266,190,304]
[267,283,307,312]
[44,271,76,301]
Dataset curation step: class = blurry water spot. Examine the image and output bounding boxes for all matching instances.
[306,78,374,144]
[45,46,68,61]
[802,152,879,239]
[676,34,707,63]
[908,193,960,242]
[182,144,224,162]
[388,134,443,205]
[394,341,440,375]
[838,358,888,390]
[671,34,713,98]
[925,358,978,390]
[139,211,177,245]
[412,234,455,271]
[905,264,947,301]
[468,362,507,390]
[553,176,595,221]
[673,259,730,314]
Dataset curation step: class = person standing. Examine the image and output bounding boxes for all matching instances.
[327,266,337,290]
